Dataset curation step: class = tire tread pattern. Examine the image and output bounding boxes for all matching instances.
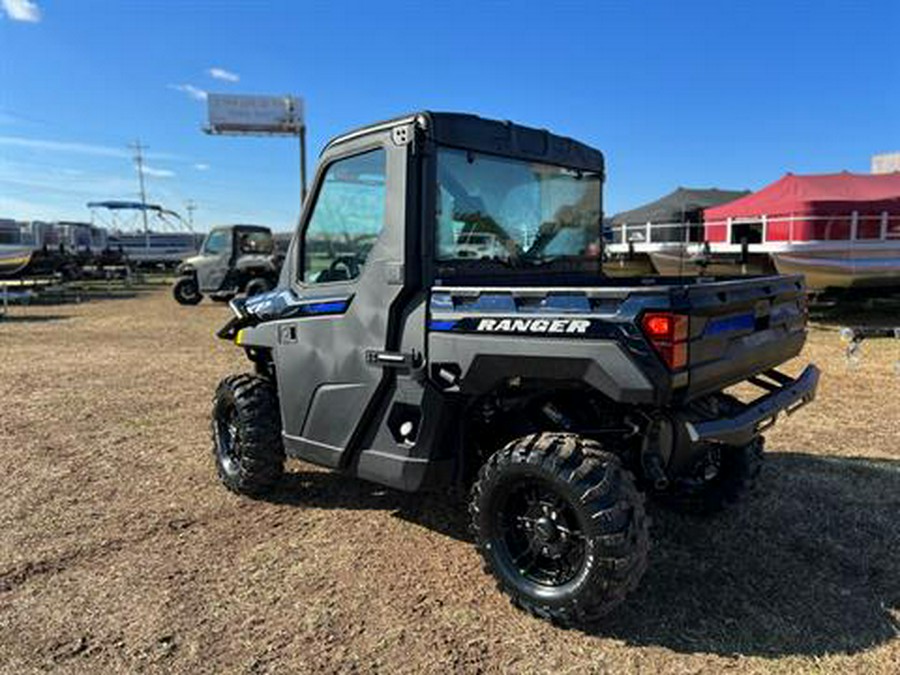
[211,373,284,496]
[470,432,650,626]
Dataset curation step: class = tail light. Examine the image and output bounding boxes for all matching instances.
[641,311,689,370]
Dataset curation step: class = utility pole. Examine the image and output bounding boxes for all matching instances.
[286,97,307,212]
[299,125,307,209]
[129,140,150,249]
[185,199,197,231]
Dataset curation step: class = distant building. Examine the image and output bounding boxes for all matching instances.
[872,152,900,174]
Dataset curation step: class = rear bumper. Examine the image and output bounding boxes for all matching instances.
[688,364,820,446]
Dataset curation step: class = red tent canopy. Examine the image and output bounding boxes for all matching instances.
[703,172,900,243]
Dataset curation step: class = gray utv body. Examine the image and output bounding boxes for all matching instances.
[220,112,817,490]
[174,224,281,303]
[212,112,818,625]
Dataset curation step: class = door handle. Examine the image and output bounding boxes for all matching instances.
[365,350,420,369]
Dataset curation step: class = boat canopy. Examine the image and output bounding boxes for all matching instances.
[87,200,182,220]
[705,173,900,220]
[612,187,750,225]
[703,172,900,243]
[609,187,749,244]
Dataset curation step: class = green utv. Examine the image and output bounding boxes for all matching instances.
[211,112,819,625]
[173,224,282,305]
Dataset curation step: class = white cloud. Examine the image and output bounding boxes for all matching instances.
[0,160,136,200]
[168,83,207,101]
[0,135,129,158]
[208,67,239,83]
[193,163,210,171]
[1,0,41,22]
[0,159,188,222]
[0,196,76,223]
[141,165,175,178]
[0,135,179,161]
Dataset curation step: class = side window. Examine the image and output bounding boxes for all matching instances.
[303,148,386,284]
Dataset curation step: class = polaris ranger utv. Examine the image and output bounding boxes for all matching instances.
[212,112,819,625]
[173,224,281,305]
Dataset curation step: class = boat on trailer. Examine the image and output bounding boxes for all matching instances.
[0,219,34,277]
[702,172,900,291]
[87,201,202,268]
[605,187,751,277]
[0,219,77,278]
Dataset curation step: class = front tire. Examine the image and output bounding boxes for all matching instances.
[470,432,649,626]
[212,374,284,496]
[244,277,272,297]
[173,276,202,305]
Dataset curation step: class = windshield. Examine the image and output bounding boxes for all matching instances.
[435,147,602,271]
[202,229,230,255]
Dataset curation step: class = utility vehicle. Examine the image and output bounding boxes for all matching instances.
[211,112,819,625]
[173,224,281,304]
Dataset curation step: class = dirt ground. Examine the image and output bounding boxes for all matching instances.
[0,288,898,674]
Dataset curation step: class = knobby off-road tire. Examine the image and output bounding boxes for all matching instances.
[211,374,284,496]
[244,277,272,298]
[172,276,202,305]
[470,432,650,626]
[661,436,765,515]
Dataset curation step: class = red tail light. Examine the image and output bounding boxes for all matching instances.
[641,312,689,370]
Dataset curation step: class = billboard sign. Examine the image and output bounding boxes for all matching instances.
[206,94,304,135]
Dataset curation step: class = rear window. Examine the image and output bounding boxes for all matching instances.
[435,146,602,274]
[239,230,273,254]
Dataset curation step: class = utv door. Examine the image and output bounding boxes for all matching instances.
[274,126,415,468]
[195,228,232,292]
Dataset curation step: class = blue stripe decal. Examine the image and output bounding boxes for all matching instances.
[705,313,755,336]
[302,300,349,315]
[429,320,457,331]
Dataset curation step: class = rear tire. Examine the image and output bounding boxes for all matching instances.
[173,276,202,305]
[211,374,284,496]
[244,277,272,297]
[470,432,649,626]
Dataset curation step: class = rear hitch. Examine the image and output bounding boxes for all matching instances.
[643,451,669,491]
[641,417,670,491]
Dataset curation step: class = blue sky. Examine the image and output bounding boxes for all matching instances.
[1,0,898,232]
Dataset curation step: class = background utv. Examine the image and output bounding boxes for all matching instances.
[211,112,819,625]
[173,224,282,305]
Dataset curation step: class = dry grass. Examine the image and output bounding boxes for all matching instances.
[0,289,898,674]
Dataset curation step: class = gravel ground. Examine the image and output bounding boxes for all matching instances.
[0,289,898,674]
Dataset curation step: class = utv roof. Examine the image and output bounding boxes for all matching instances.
[324,111,604,175]
[210,224,271,231]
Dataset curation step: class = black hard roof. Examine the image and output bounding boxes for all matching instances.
[611,187,751,225]
[211,224,271,232]
[326,111,605,175]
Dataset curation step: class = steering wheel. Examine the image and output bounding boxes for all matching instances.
[325,255,360,281]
